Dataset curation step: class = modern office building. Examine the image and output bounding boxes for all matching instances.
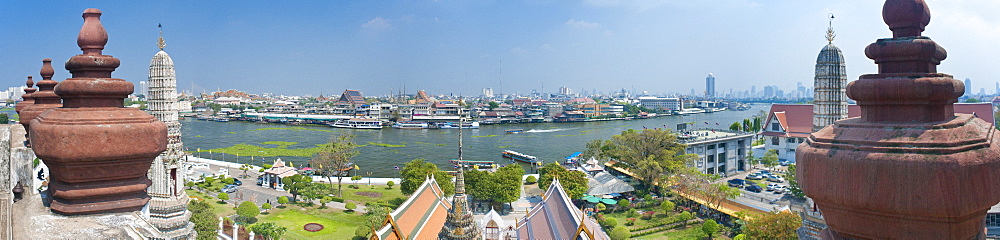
[705,73,716,98]
[680,129,754,176]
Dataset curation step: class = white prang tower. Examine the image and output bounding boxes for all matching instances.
[144,25,195,239]
[812,14,848,132]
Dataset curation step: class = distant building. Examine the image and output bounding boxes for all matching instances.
[482,88,494,98]
[706,73,716,98]
[966,78,973,96]
[680,129,754,175]
[813,21,849,131]
[337,89,366,106]
[637,97,682,111]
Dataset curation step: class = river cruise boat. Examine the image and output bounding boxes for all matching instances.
[501,150,538,164]
[213,117,230,122]
[330,119,383,129]
[450,159,497,169]
[677,108,706,115]
[438,121,480,129]
[392,121,429,129]
[504,129,524,134]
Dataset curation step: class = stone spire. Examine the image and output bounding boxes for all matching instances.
[20,59,62,135]
[30,8,167,215]
[143,24,195,239]
[812,14,848,132]
[439,119,481,240]
[798,1,1000,239]
[14,76,35,116]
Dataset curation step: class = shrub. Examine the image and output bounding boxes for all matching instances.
[222,178,235,185]
[345,202,357,211]
[355,225,370,237]
[386,181,395,189]
[660,200,676,213]
[261,203,272,211]
[602,217,618,228]
[610,226,631,240]
[626,210,639,219]
[236,201,260,223]
[263,164,273,169]
[525,175,537,184]
[625,218,636,226]
[277,196,289,205]
[702,219,720,238]
[217,192,229,202]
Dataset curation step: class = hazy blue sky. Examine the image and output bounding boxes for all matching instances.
[3,0,1000,97]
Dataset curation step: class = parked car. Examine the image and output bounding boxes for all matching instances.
[745,173,763,180]
[774,186,788,194]
[758,170,772,175]
[767,175,785,183]
[233,178,242,186]
[728,179,748,188]
[746,185,763,193]
[222,184,238,193]
[766,183,779,191]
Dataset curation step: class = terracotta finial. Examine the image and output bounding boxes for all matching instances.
[25,76,34,89]
[78,8,108,55]
[15,76,36,114]
[882,0,931,38]
[40,59,54,80]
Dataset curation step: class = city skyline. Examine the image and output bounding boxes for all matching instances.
[3,1,1000,96]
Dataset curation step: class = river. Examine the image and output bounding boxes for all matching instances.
[180,104,768,177]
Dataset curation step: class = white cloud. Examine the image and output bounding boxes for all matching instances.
[362,17,392,33]
[565,19,600,28]
[510,47,529,55]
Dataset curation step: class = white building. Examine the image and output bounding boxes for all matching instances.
[637,97,682,111]
[680,129,754,176]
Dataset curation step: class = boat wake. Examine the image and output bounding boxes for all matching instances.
[526,128,569,133]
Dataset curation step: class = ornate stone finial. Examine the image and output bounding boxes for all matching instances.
[157,23,165,50]
[826,13,836,43]
[882,0,930,38]
[31,8,166,215]
[15,76,36,114]
[20,59,62,133]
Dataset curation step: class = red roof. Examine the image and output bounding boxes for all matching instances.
[374,176,451,240]
[762,103,994,137]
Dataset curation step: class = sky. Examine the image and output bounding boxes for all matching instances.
[3,0,1000,97]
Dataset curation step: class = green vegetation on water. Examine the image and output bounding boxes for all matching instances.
[262,141,298,147]
[471,135,497,138]
[368,142,406,148]
[196,143,328,157]
[193,135,203,138]
[250,126,334,133]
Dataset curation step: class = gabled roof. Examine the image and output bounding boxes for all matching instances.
[373,176,452,240]
[263,159,298,178]
[516,179,610,240]
[414,90,433,104]
[338,89,365,105]
[762,103,995,138]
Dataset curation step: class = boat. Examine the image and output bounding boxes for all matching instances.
[392,121,429,129]
[677,108,706,115]
[504,129,524,134]
[564,152,583,165]
[501,150,538,164]
[438,121,480,129]
[329,119,383,129]
[213,117,230,122]
[450,159,496,169]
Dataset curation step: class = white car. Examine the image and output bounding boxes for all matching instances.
[767,175,785,183]
[766,183,779,191]
[773,186,787,194]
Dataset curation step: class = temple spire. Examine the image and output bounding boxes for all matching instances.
[826,13,836,43]
[439,117,481,240]
[157,23,165,50]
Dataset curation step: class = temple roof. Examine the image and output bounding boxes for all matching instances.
[263,159,298,178]
[338,89,365,105]
[817,43,845,64]
[516,178,610,240]
[374,176,452,240]
[762,103,995,138]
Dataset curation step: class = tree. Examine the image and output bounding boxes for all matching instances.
[660,200,676,213]
[729,122,742,132]
[352,175,363,186]
[784,164,804,197]
[525,175,537,184]
[537,163,589,199]
[320,196,332,208]
[741,211,801,240]
[345,201,357,212]
[188,200,219,240]
[602,217,618,228]
[362,205,391,237]
[633,160,664,185]
[965,97,982,103]
[261,203,272,212]
[277,196,289,205]
[761,149,779,169]
[249,222,287,240]
[236,201,260,223]
[465,164,524,207]
[0,113,8,124]
[703,219,720,238]
[239,164,253,178]
[596,203,607,212]
[282,174,312,202]
[310,132,360,197]
[399,159,454,195]
[217,192,229,203]
[222,177,235,185]
[386,181,395,189]
[678,211,694,227]
[752,116,762,133]
[743,118,752,133]
[185,181,195,190]
[702,183,741,210]
[488,101,499,110]
[583,129,697,185]
[609,226,631,240]
[617,199,631,212]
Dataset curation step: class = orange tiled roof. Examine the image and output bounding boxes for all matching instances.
[373,176,451,240]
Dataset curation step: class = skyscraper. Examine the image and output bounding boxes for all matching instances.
[143,27,195,239]
[965,78,972,96]
[705,73,715,98]
[812,16,848,132]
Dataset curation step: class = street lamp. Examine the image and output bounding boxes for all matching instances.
[367,171,372,185]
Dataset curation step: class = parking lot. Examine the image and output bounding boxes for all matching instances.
[718,166,794,212]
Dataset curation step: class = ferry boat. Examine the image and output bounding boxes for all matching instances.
[504,129,524,134]
[329,119,383,129]
[392,121,429,129]
[501,150,538,164]
[213,117,230,122]
[438,121,480,129]
[450,159,496,169]
[677,108,707,115]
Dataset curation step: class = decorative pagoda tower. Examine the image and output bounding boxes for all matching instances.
[20,59,62,139]
[30,8,167,215]
[439,120,482,240]
[14,76,35,122]
[812,14,848,132]
[798,0,1000,239]
[143,25,195,239]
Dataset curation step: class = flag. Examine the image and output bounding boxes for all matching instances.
[354,165,360,170]
[318,164,323,169]
[453,165,460,169]
[704,121,709,124]
[643,126,647,129]
[715,122,719,125]
[158,23,161,28]
[197,148,201,152]
[393,165,400,170]
[289,162,294,168]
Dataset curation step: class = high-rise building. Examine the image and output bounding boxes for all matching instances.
[142,28,195,239]
[559,86,573,95]
[705,73,716,98]
[139,81,149,96]
[482,88,494,98]
[812,17,848,131]
[965,78,972,96]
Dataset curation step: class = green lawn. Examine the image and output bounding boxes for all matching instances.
[603,205,680,230]
[186,189,236,217]
[305,182,408,208]
[257,206,367,240]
